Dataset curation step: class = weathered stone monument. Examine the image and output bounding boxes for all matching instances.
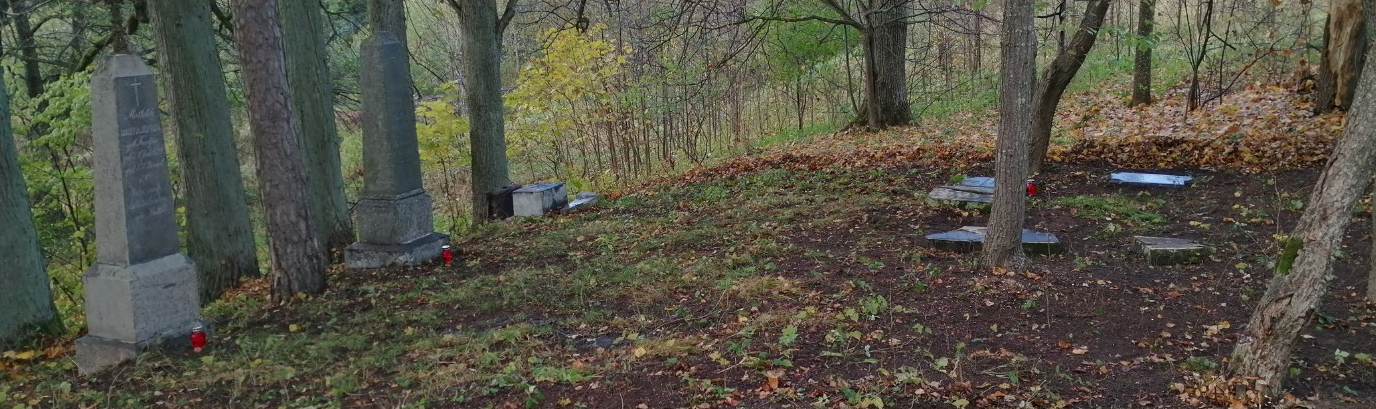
[344,31,448,269]
[76,55,203,374]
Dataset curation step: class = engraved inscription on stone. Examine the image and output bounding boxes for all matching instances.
[111,74,177,265]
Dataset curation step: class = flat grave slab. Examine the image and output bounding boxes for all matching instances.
[959,177,995,188]
[1109,172,1193,187]
[562,192,601,213]
[928,186,992,204]
[1134,236,1211,265]
[926,226,1065,255]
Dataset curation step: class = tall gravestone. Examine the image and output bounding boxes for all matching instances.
[344,31,448,269]
[76,54,204,374]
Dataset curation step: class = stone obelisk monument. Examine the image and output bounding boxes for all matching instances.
[75,54,203,374]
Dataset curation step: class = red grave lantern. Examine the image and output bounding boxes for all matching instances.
[1026,179,1038,197]
[441,245,454,266]
[190,326,207,352]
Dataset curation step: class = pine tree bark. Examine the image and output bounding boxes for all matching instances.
[1028,0,1110,174]
[0,74,62,346]
[863,0,910,129]
[984,0,1035,269]
[279,0,354,258]
[149,0,261,303]
[9,0,44,101]
[1315,18,1336,115]
[454,0,512,223]
[368,0,407,53]
[1130,0,1154,107]
[1229,43,1376,396]
[230,0,327,302]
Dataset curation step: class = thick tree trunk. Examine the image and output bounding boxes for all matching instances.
[1028,0,1111,175]
[455,0,512,224]
[149,0,260,304]
[983,0,1035,269]
[279,0,354,258]
[230,0,327,303]
[1330,0,1364,110]
[862,0,911,129]
[1229,43,1376,396]
[1130,0,1154,107]
[0,74,62,347]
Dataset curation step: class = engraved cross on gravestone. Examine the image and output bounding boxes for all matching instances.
[76,54,204,374]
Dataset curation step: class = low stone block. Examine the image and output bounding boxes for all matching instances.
[1109,172,1193,187]
[345,231,449,269]
[513,182,569,216]
[1134,236,1211,265]
[928,186,992,204]
[925,226,1065,255]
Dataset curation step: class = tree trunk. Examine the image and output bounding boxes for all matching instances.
[1131,0,1154,107]
[1187,0,1214,112]
[1028,0,1111,174]
[230,0,327,303]
[10,0,43,101]
[0,74,62,347]
[863,0,911,129]
[1329,0,1364,110]
[1228,42,1376,397]
[279,0,354,259]
[149,0,261,303]
[984,0,1035,269]
[454,0,512,224]
[1315,17,1337,115]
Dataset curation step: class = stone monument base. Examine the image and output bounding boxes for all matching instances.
[345,232,449,269]
[75,320,212,375]
[77,253,203,374]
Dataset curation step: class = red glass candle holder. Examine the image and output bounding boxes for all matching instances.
[441,245,453,266]
[190,326,207,352]
[1026,179,1038,197]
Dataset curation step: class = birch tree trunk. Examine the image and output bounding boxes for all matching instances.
[280,0,355,258]
[231,0,327,302]
[983,0,1035,269]
[149,0,261,303]
[0,74,62,347]
[1228,42,1376,396]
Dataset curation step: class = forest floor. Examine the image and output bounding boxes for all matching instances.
[3,86,1373,409]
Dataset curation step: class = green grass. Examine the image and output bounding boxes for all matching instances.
[1050,194,1166,228]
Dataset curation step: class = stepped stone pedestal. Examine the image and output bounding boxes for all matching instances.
[76,55,205,374]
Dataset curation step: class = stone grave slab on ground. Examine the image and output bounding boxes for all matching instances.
[959,176,995,188]
[925,226,1065,255]
[76,54,205,374]
[562,192,601,213]
[1134,236,1211,265]
[513,182,569,216]
[1109,172,1193,187]
[345,31,448,269]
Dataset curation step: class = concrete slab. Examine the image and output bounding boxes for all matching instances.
[1134,236,1211,265]
[1109,172,1193,187]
